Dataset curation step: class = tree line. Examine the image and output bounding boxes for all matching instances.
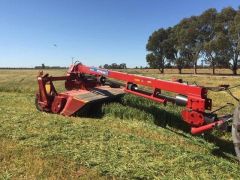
[34,64,67,69]
[146,6,240,74]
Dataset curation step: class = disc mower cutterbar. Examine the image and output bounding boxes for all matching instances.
[36,63,240,160]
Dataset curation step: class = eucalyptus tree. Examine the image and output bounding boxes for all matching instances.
[165,26,190,74]
[174,16,203,74]
[217,7,240,74]
[146,6,240,74]
[231,10,240,75]
[231,10,240,74]
[198,8,222,74]
[146,28,172,73]
[203,32,231,74]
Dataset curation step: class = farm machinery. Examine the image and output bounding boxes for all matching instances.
[36,62,240,160]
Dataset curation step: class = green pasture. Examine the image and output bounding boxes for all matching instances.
[0,69,240,179]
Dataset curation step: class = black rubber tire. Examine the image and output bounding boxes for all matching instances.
[35,94,43,111]
[232,105,240,161]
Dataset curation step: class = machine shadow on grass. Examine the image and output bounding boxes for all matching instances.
[74,95,237,161]
[204,133,236,162]
[75,103,105,118]
[127,101,237,160]
[75,96,124,118]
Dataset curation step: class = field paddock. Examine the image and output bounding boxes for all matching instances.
[1,69,240,179]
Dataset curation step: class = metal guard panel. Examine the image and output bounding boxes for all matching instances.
[73,86,124,102]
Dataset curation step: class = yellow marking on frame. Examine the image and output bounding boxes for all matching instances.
[45,84,51,94]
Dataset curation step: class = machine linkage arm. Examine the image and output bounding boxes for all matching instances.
[64,64,229,134]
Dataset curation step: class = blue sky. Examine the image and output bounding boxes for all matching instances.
[0,0,239,68]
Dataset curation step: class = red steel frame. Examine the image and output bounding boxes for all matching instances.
[36,63,225,134]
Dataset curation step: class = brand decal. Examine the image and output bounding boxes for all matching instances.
[90,67,109,76]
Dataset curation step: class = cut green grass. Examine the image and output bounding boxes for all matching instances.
[0,91,240,179]
[1,69,240,179]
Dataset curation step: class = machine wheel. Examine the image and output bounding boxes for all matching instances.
[232,105,240,161]
[35,94,43,111]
